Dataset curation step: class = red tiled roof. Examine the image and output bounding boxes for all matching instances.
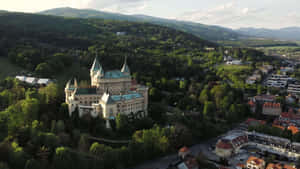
[263,102,281,108]
[266,163,296,169]
[248,100,255,107]
[216,141,233,149]
[288,126,299,134]
[283,164,297,169]
[179,146,190,153]
[281,112,300,120]
[266,163,282,169]
[247,156,264,166]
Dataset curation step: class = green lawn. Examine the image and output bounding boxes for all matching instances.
[0,57,23,79]
[217,64,252,72]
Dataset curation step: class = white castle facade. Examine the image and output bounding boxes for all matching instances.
[65,57,149,127]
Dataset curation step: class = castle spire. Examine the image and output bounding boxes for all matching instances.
[91,56,103,71]
[74,78,78,88]
[121,56,130,74]
[66,79,71,89]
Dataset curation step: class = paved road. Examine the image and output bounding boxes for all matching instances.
[132,137,221,169]
[131,128,246,169]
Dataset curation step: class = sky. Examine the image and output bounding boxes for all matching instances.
[1,0,300,29]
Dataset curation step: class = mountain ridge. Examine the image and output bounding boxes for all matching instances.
[237,27,300,41]
[39,7,243,41]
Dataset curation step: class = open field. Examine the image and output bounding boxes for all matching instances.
[218,64,252,72]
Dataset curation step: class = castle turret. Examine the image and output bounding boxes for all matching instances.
[65,79,72,103]
[74,78,78,88]
[90,57,104,77]
[121,56,130,76]
[65,78,77,104]
[90,57,104,86]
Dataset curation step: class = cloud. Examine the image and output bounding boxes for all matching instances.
[177,2,269,28]
[86,0,149,14]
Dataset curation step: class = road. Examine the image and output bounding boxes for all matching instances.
[131,127,247,169]
[131,136,222,169]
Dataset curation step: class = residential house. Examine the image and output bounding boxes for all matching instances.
[246,156,265,169]
[262,102,281,116]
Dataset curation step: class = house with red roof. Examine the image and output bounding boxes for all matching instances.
[248,100,256,113]
[246,156,265,169]
[178,146,191,160]
[262,102,281,116]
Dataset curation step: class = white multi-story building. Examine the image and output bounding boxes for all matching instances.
[267,74,292,88]
[65,57,149,127]
[287,84,300,95]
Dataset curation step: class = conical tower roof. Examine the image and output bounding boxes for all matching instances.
[121,56,130,73]
[91,57,104,73]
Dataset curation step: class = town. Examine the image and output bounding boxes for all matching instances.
[133,52,300,169]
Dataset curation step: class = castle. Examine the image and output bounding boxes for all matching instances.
[65,56,149,127]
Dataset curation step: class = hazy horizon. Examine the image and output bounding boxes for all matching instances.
[1,0,300,29]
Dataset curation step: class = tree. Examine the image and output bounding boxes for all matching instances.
[148,103,166,123]
[227,104,239,123]
[199,89,209,104]
[116,114,133,135]
[149,87,162,102]
[39,83,61,105]
[90,142,112,157]
[203,101,215,118]
[21,98,39,122]
[0,162,9,169]
[78,134,89,152]
[25,159,40,169]
[53,147,73,169]
[179,80,188,90]
[210,85,227,109]
[257,85,263,95]
[132,125,170,158]
[56,120,65,133]
[35,62,52,77]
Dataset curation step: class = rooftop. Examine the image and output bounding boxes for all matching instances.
[216,140,233,149]
[266,163,282,169]
[75,88,97,95]
[263,102,281,108]
[111,93,143,101]
[247,156,265,166]
[179,146,190,153]
[245,118,266,125]
[103,70,130,79]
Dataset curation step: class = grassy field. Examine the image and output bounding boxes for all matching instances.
[217,64,253,88]
[260,46,300,50]
[218,64,252,72]
[0,57,23,79]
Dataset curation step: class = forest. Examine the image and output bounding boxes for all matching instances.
[0,11,272,169]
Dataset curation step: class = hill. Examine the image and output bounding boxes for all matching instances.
[237,27,300,41]
[39,7,243,41]
[0,11,219,81]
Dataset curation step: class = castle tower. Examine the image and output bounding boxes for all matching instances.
[90,57,104,86]
[65,79,72,103]
[65,79,78,103]
[121,56,130,76]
